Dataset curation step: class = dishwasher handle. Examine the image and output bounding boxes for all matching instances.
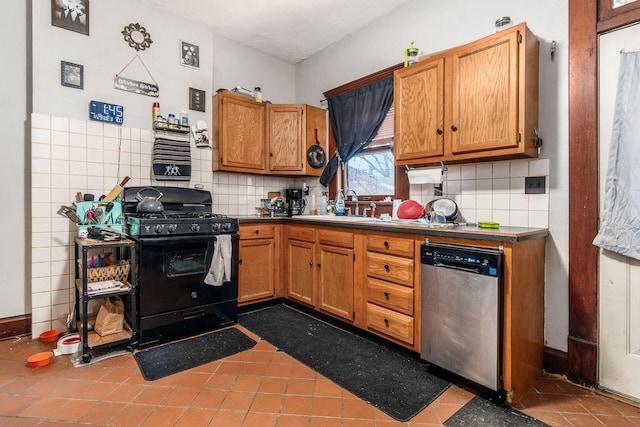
[433,261,482,275]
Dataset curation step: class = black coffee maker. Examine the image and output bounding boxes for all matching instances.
[286,189,306,215]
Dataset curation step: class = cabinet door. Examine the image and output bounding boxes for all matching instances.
[317,244,354,321]
[238,239,275,304]
[220,95,266,172]
[394,58,445,161]
[287,239,315,306]
[268,105,303,173]
[450,30,519,154]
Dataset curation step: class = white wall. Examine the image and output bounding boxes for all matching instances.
[296,0,569,351]
[0,2,29,317]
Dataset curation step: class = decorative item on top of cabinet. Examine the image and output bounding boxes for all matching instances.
[267,104,327,176]
[364,234,417,349]
[212,91,266,174]
[238,224,281,305]
[394,22,539,166]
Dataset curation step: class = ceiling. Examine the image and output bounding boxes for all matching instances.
[139,0,413,64]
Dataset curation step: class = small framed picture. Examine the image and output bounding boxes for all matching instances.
[189,88,205,112]
[180,41,200,69]
[61,61,83,89]
[51,0,90,36]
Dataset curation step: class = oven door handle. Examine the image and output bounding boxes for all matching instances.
[183,310,206,320]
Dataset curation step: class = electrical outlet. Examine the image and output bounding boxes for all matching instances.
[525,176,546,194]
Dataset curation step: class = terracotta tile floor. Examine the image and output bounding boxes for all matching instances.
[1,325,640,426]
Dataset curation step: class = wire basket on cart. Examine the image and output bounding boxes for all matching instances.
[82,260,131,283]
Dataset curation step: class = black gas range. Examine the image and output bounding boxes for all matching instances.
[122,186,239,346]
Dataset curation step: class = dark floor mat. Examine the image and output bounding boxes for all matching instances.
[134,327,256,381]
[444,395,550,427]
[239,304,451,422]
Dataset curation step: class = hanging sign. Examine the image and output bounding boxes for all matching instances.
[114,76,159,97]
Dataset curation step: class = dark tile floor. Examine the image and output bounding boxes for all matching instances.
[1,325,639,426]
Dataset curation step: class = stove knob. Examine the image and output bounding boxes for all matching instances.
[212,222,222,232]
[153,224,164,234]
[167,224,177,233]
[222,222,231,231]
[191,223,201,233]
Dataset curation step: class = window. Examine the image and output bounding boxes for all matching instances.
[346,105,394,197]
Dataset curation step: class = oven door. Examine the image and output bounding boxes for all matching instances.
[137,234,239,317]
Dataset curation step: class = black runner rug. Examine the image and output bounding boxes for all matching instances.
[239,304,451,422]
[134,327,256,381]
[444,395,550,426]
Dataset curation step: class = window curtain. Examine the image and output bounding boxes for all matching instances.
[319,77,394,187]
[593,51,640,260]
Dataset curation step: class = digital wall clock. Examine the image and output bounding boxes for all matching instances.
[89,100,124,124]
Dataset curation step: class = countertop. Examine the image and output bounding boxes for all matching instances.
[237,215,549,243]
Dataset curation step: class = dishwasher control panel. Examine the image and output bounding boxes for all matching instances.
[421,243,502,276]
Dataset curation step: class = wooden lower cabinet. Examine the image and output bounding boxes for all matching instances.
[238,224,281,305]
[285,225,355,322]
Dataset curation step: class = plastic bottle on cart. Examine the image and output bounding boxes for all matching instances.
[336,189,346,216]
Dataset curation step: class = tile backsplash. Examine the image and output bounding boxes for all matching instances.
[30,114,549,336]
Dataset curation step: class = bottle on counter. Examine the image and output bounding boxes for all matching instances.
[321,191,328,215]
[310,194,318,215]
[336,189,346,216]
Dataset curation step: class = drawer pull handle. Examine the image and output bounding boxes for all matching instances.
[384,264,389,271]
[436,128,443,135]
[384,291,389,299]
[255,229,260,234]
[384,241,389,248]
[384,318,389,326]
[239,259,243,265]
[451,124,458,131]
[309,261,313,267]
[317,263,321,269]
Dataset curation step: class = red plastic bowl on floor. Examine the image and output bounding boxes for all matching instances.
[39,329,61,343]
[27,351,54,367]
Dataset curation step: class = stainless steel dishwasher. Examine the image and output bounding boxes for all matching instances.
[420,241,503,391]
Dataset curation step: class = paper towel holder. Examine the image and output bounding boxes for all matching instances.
[405,162,447,175]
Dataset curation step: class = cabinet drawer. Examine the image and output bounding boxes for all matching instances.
[366,235,414,258]
[367,251,414,286]
[239,224,276,240]
[318,228,353,249]
[367,303,414,345]
[286,225,316,242]
[367,278,414,316]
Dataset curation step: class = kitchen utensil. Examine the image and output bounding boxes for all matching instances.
[75,192,84,203]
[27,351,54,368]
[425,198,459,222]
[83,194,95,201]
[103,176,131,202]
[306,129,326,169]
[135,187,164,213]
[57,206,81,224]
[39,329,60,343]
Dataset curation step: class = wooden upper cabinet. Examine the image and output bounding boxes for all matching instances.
[394,58,445,161]
[212,91,266,173]
[394,22,539,166]
[267,104,327,176]
[450,31,519,154]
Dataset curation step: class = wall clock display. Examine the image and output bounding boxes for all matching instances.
[89,100,124,124]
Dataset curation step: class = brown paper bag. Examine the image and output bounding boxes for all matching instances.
[94,296,124,336]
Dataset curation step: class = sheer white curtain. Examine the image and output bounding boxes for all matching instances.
[593,51,640,259]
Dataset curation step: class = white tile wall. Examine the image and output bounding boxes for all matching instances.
[408,159,550,227]
[30,114,298,336]
[31,114,550,335]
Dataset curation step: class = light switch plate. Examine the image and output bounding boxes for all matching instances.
[525,176,546,194]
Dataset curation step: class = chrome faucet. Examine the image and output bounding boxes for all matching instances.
[345,189,359,216]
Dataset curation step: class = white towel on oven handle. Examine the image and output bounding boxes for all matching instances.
[204,234,232,286]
